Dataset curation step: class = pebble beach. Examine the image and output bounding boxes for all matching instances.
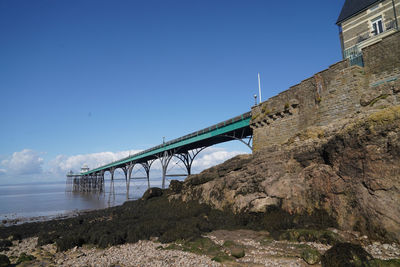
[3,229,400,266]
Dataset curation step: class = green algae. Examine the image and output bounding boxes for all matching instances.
[16,252,35,264]
[301,248,321,265]
[370,258,400,267]
[165,237,234,263]
[277,229,342,245]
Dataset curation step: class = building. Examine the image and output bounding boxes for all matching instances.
[80,164,90,174]
[337,0,399,65]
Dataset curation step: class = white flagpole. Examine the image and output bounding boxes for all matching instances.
[258,72,262,104]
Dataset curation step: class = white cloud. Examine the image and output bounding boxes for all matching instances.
[48,149,142,175]
[191,147,246,171]
[0,147,249,184]
[1,149,44,175]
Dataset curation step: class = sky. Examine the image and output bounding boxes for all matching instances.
[0,0,346,184]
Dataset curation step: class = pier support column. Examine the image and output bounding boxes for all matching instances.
[121,166,128,181]
[140,160,154,189]
[127,163,135,181]
[121,166,129,198]
[73,176,78,191]
[91,173,94,191]
[108,177,115,204]
[174,147,206,176]
[81,175,86,192]
[110,167,116,181]
[157,151,174,189]
[126,163,136,199]
[100,171,105,193]
[94,172,103,192]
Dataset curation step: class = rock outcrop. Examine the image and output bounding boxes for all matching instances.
[176,106,400,243]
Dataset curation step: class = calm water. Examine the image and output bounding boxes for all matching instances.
[0,178,172,222]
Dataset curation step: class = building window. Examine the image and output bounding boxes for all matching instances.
[371,16,384,35]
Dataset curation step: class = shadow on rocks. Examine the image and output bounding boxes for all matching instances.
[0,254,10,267]
[320,242,400,267]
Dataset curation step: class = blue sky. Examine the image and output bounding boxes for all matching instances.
[0,0,345,184]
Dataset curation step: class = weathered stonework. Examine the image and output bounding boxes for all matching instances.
[251,31,400,151]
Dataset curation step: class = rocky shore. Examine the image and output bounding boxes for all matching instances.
[1,106,400,266]
[1,187,400,266]
[3,237,219,267]
[178,105,400,244]
[1,228,400,266]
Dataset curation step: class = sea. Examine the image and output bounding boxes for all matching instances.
[0,177,178,224]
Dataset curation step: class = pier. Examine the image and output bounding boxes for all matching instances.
[67,111,252,194]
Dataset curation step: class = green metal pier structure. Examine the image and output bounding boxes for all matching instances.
[67,111,252,192]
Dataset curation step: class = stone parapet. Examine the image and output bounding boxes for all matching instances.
[251,31,400,150]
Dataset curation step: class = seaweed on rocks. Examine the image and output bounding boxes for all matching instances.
[322,243,400,266]
[301,248,321,265]
[164,237,235,263]
[321,243,374,267]
[0,254,10,267]
[141,187,163,200]
[276,229,342,245]
[0,186,338,252]
[0,240,12,252]
[16,252,36,264]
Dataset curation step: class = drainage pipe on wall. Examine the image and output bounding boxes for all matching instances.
[392,0,399,30]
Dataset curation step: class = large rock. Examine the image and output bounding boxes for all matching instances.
[321,243,373,267]
[178,106,400,243]
[169,180,183,194]
[141,187,163,200]
[301,248,321,265]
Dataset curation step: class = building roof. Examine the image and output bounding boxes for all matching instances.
[336,0,381,24]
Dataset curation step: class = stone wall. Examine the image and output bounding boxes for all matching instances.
[363,30,400,77]
[251,31,400,151]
